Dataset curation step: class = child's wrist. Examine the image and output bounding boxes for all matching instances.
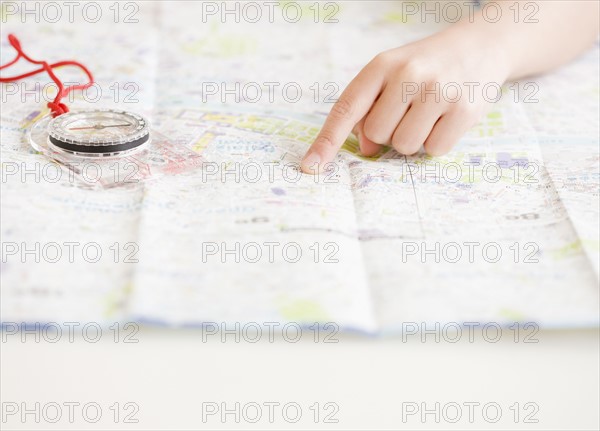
[438,22,514,83]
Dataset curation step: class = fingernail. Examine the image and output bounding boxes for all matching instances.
[301,151,321,174]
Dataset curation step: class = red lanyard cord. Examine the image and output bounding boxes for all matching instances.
[0,34,94,117]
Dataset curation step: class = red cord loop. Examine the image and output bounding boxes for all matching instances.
[0,34,94,117]
[47,102,69,116]
[8,34,21,51]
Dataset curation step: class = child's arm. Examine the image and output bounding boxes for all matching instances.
[301,1,599,173]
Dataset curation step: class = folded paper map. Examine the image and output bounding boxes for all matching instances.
[1,2,598,332]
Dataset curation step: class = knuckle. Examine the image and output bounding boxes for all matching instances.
[391,141,404,154]
[399,59,436,84]
[370,50,393,68]
[400,60,425,79]
[453,103,483,126]
[314,133,336,149]
[454,102,478,116]
[392,137,420,156]
[363,116,386,144]
[330,96,355,121]
[398,145,421,156]
[425,142,451,157]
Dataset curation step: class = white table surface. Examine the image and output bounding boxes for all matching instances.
[2,327,598,430]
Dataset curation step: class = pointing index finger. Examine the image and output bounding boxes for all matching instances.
[301,62,385,174]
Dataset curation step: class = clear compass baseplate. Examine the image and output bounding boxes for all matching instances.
[32,108,151,158]
[27,107,204,189]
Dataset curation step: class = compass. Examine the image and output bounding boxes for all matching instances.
[47,109,150,157]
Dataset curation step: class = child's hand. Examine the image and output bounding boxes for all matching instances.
[301,32,510,174]
[300,1,599,175]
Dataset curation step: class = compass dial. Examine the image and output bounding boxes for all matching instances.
[47,109,150,156]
